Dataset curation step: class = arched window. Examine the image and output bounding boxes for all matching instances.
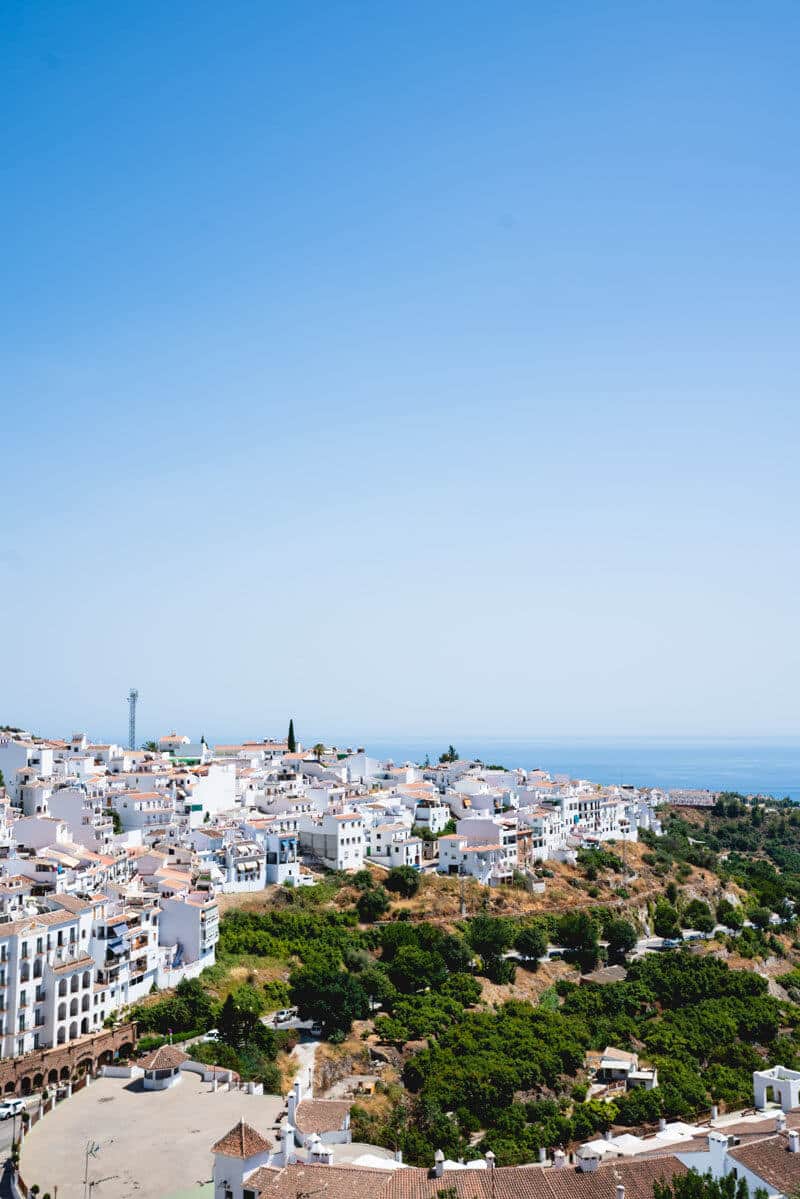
[57,1003,66,1021]
[58,979,67,997]
[69,998,78,1017]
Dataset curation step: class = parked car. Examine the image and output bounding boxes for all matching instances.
[273,1008,296,1024]
[0,1099,24,1121]
[203,1028,220,1042]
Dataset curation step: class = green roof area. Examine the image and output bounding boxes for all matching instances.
[164,1184,214,1199]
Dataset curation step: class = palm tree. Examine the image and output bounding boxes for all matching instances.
[312,742,326,761]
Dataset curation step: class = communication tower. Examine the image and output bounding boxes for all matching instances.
[127,688,139,750]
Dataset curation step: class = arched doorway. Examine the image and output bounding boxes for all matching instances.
[59,1066,71,1081]
[4,1081,16,1095]
[20,1077,31,1096]
[33,1074,43,1090]
[48,1069,58,1086]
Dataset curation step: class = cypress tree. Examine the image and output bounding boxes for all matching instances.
[287,719,296,753]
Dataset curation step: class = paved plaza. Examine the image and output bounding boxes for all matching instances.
[20,1073,284,1199]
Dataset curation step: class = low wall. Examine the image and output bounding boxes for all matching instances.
[101,1065,143,1080]
[181,1060,236,1085]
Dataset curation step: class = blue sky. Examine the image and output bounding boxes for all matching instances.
[2,1,799,744]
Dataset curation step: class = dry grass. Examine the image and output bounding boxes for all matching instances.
[276,1049,299,1094]
[315,1024,373,1092]
[478,957,574,1007]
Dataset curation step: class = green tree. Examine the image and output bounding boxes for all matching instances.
[218,994,276,1056]
[385,866,421,898]
[439,745,459,764]
[514,922,548,963]
[467,914,513,959]
[750,906,772,930]
[682,899,715,933]
[606,917,638,963]
[287,719,296,753]
[556,911,601,971]
[653,898,681,939]
[654,1168,766,1199]
[357,885,391,923]
[716,898,743,929]
[290,958,370,1034]
[312,742,326,761]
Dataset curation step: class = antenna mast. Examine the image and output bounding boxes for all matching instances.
[127,688,139,750]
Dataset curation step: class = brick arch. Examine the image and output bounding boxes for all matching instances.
[0,1022,138,1096]
[20,1077,32,1096]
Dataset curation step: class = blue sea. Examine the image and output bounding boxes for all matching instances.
[361,738,800,801]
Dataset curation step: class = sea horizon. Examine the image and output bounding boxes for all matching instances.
[107,731,800,800]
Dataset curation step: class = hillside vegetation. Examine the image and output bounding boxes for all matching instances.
[128,797,800,1168]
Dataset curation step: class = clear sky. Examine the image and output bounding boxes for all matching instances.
[2,2,799,745]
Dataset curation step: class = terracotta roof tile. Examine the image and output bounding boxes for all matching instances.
[728,1132,800,1194]
[294,1099,351,1135]
[212,1119,273,1159]
[137,1044,189,1071]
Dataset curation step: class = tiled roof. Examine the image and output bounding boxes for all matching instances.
[294,1099,351,1135]
[728,1133,800,1193]
[241,1155,687,1199]
[249,1163,394,1199]
[212,1119,273,1158]
[393,1156,688,1199]
[137,1044,189,1071]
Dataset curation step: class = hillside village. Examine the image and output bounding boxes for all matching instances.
[4,725,800,1199]
[0,725,668,1061]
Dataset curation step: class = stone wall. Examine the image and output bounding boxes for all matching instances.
[0,1022,137,1095]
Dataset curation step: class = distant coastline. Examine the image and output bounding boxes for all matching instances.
[363,738,800,799]
[108,733,800,800]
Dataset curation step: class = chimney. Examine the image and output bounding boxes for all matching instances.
[658,1117,667,1132]
[394,1150,403,1164]
[710,1105,719,1121]
[553,1150,566,1169]
[485,1151,496,1170]
[616,1186,625,1199]
[434,1149,445,1178]
[604,1129,613,1142]
[538,1147,547,1164]
[789,1131,799,1154]
[287,1080,302,1127]
[278,1125,296,1167]
[707,1131,729,1177]
[776,1113,787,1133]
